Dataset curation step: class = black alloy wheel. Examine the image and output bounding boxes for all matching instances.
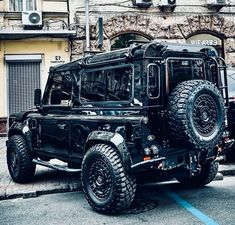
[167,80,225,150]
[81,144,136,214]
[7,135,36,183]
[193,94,218,137]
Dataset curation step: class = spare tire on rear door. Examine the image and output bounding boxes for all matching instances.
[167,80,225,151]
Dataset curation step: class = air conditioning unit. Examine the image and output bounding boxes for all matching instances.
[159,0,176,7]
[22,11,42,29]
[135,0,152,8]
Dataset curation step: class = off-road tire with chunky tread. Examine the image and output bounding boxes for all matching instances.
[7,135,36,183]
[167,80,225,150]
[81,144,136,214]
[177,160,219,187]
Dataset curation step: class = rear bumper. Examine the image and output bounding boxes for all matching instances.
[131,157,165,171]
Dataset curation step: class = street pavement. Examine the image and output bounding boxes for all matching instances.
[0,137,235,201]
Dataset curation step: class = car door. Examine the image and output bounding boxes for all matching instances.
[40,109,70,157]
[39,71,73,157]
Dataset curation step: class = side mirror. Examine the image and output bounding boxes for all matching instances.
[34,89,42,107]
[51,89,62,104]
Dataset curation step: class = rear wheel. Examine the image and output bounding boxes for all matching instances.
[7,135,36,183]
[177,160,219,187]
[81,144,136,214]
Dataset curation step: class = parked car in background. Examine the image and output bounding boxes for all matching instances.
[225,69,235,159]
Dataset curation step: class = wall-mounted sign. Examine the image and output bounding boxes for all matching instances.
[190,39,218,46]
[186,34,221,47]
[50,55,66,65]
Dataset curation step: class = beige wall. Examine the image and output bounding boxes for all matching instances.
[0,40,5,117]
[43,1,67,12]
[0,38,70,118]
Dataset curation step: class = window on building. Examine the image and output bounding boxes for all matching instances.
[25,0,37,10]
[9,0,37,11]
[111,33,150,50]
[186,33,224,58]
[10,0,22,11]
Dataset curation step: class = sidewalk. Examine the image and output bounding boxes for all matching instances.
[0,137,81,200]
[0,137,235,201]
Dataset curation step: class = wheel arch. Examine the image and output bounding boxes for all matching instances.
[8,123,33,152]
[85,131,132,170]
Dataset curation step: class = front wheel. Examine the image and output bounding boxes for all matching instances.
[177,160,219,187]
[7,135,36,183]
[81,144,136,214]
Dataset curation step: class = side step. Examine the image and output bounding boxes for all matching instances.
[32,159,81,173]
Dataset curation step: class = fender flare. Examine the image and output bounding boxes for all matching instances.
[8,122,32,151]
[85,131,132,170]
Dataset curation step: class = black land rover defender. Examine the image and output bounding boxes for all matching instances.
[7,41,228,214]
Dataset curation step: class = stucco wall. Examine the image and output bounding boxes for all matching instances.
[0,38,70,119]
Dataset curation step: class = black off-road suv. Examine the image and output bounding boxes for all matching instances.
[7,41,228,214]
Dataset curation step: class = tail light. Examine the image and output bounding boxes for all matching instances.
[233,96,235,103]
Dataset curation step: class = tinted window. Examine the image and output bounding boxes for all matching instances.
[45,72,73,106]
[147,64,160,98]
[80,65,133,103]
[167,58,205,91]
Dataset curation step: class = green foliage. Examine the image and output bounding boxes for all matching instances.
[111,33,136,49]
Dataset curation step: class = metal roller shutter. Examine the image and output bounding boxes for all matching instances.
[8,61,40,115]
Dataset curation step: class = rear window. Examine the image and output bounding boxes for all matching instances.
[167,58,205,91]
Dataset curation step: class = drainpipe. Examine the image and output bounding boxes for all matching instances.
[67,0,72,61]
[67,0,70,27]
[85,0,90,53]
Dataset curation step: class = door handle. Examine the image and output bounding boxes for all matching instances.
[58,123,68,130]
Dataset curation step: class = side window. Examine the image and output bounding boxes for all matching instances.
[45,72,73,106]
[167,58,205,91]
[80,65,133,103]
[147,64,160,98]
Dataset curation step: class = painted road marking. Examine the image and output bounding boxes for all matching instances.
[165,190,220,225]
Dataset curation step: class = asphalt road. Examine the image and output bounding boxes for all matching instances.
[0,176,234,225]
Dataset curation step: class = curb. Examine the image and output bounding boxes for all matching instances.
[0,183,82,201]
[220,170,235,176]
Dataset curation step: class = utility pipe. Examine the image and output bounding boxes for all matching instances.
[85,0,90,52]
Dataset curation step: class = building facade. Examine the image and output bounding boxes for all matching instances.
[70,0,235,66]
[0,0,76,135]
